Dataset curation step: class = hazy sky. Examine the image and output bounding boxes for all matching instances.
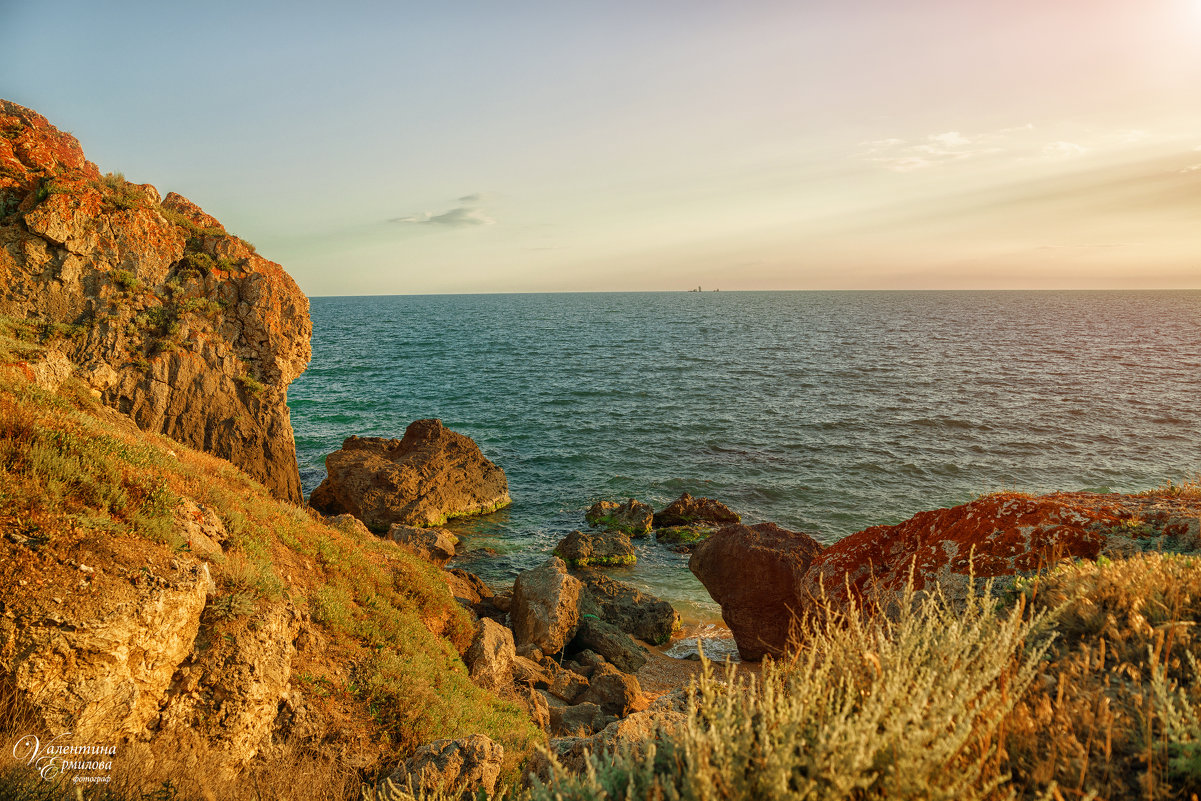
[3,0,1199,295]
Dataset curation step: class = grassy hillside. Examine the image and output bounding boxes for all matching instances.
[0,317,540,799]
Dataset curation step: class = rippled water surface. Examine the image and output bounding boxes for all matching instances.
[289,291,1201,620]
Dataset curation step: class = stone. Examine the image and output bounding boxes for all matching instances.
[326,513,372,537]
[549,702,617,738]
[585,499,653,536]
[0,100,312,503]
[551,689,689,773]
[654,525,716,551]
[576,572,680,645]
[569,617,647,674]
[175,499,227,561]
[309,420,511,530]
[548,668,590,704]
[383,734,503,800]
[511,655,553,689]
[689,522,823,661]
[510,557,582,654]
[511,684,550,733]
[553,529,636,568]
[387,524,458,566]
[443,569,493,606]
[578,662,642,717]
[462,618,515,692]
[653,492,741,529]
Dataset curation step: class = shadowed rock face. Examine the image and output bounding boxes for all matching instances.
[653,492,740,529]
[689,522,823,661]
[309,419,511,530]
[0,100,311,502]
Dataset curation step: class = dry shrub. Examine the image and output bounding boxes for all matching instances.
[534,579,1051,801]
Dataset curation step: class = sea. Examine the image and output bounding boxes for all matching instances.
[288,290,1201,623]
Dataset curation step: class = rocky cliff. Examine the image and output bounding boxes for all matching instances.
[0,99,310,502]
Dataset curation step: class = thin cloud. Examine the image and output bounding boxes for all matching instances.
[860,129,1004,171]
[1043,141,1087,159]
[1180,163,1201,174]
[391,195,496,227]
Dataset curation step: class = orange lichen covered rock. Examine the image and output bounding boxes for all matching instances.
[0,99,311,502]
[802,491,1201,609]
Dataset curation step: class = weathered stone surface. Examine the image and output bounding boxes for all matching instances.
[551,689,689,773]
[511,557,582,654]
[511,684,550,733]
[175,498,227,559]
[653,492,740,529]
[655,525,716,552]
[309,420,511,530]
[585,499,653,536]
[387,524,458,566]
[569,617,647,673]
[383,734,503,800]
[326,513,372,537]
[0,100,311,503]
[577,572,680,645]
[689,522,823,661]
[802,492,1201,611]
[578,662,641,717]
[548,668,590,704]
[462,618,515,692]
[549,702,617,738]
[444,568,493,606]
[512,654,553,689]
[553,529,636,568]
[0,559,209,741]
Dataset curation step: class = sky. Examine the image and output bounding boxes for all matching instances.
[2,0,1199,295]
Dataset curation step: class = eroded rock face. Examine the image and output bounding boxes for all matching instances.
[585,499,653,536]
[802,492,1201,610]
[0,100,314,501]
[0,100,312,503]
[309,420,511,530]
[653,492,740,529]
[689,522,823,660]
[0,555,210,741]
[463,618,515,692]
[510,557,582,655]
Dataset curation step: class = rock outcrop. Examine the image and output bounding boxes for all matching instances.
[463,618,516,692]
[653,492,740,529]
[585,499,653,536]
[309,420,511,530]
[388,524,458,566]
[0,100,311,503]
[801,491,1201,610]
[689,522,823,660]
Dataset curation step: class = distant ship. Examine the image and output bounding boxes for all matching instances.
[688,286,719,292]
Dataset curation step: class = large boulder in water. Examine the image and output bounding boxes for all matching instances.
[585,499,654,536]
[553,529,636,568]
[653,492,740,529]
[511,557,583,655]
[309,419,510,531]
[689,522,823,660]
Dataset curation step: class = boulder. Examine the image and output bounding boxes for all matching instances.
[653,492,740,529]
[585,499,654,536]
[462,619,515,692]
[578,662,642,717]
[510,557,583,654]
[576,572,680,645]
[443,568,493,606]
[511,655,553,690]
[387,524,458,566]
[382,734,503,800]
[550,689,689,773]
[548,668,591,704]
[553,530,636,568]
[549,702,617,738]
[800,491,1201,612]
[689,522,823,661]
[511,684,550,733]
[309,420,511,531]
[569,617,647,673]
[326,513,372,537]
[655,525,716,552]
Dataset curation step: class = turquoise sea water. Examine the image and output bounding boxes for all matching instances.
[289,291,1201,620]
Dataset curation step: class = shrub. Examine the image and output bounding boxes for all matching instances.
[112,269,141,293]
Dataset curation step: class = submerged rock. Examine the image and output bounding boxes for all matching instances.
[553,529,636,568]
[585,499,654,536]
[689,522,823,660]
[655,525,716,552]
[653,492,740,529]
[511,557,583,654]
[309,419,511,531]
